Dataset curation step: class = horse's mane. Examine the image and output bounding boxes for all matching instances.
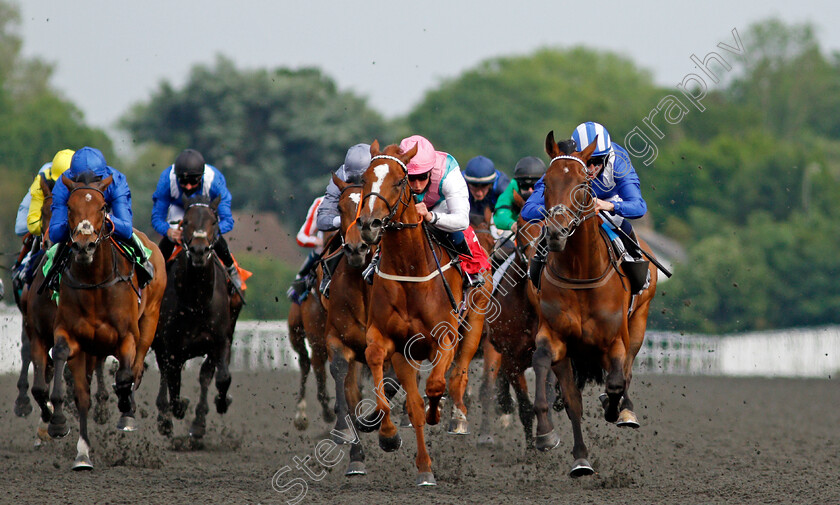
[72,170,102,185]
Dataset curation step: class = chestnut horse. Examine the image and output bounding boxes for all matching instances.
[153,194,243,438]
[44,174,165,469]
[532,131,658,477]
[356,141,490,486]
[25,176,111,441]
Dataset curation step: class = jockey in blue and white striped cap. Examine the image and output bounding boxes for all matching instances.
[522,121,647,233]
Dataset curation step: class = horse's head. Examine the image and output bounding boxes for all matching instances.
[182,194,220,268]
[39,175,55,247]
[542,130,598,252]
[333,173,369,268]
[65,172,113,264]
[358,140,418,245]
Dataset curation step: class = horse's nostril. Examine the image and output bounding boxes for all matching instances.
[370,219,382,230]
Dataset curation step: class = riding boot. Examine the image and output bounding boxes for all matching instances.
[464,271,485,289]
[286,278,308,304]
[40,241,70,294]
[528,232,548,290]
[319,267,331,299]
[226,264,243,290]
[130,235,154,289]
[363,250,380,285]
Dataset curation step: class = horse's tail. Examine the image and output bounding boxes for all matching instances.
[571,351,604,390]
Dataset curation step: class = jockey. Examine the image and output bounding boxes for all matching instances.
[151,148,240,289]
[286,196,325,304]
[286,143,372,302]
[493,156,547,232]
[364,135,490,288]
[46,146,155,288]
[11,149,74,298]
[463,156,510,221]
[521,122,649,291]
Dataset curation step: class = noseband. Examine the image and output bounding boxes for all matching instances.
[182,202,218,260]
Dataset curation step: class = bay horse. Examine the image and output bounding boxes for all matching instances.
[44,172,165,470]
[356,141,491,486]
[287,279,335,431]
[532,131,658,477]
[25,175,111,441]
[153,194,243,438]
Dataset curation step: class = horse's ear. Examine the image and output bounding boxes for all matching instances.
[400,142,418,165]
[579,135,599,163]
[370,140,380,156]
[332,172,348,192]
[545,130,561,158]
[512,189,526,211]
[62,173,80,191]
[211,195,221,211]
[40,174,52,197]
[97,175,114,192]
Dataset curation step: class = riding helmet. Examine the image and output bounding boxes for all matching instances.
[513,156,546,181]
[174,149,206,177]
[571,122,612,157]
[463,156,497,184]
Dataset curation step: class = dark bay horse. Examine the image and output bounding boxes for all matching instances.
[532,131,658,476]
[356,141,490,486]
[43,173,165,469]
[24,176,110,442]
[153,194,243,438]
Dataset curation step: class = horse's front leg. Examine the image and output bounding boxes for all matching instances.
[189,356,215,438]
[15,325,33,417]
[553,357,593,477]
[69,354,94,470]
[115,332,137,432]
[477,335,502,445]
[391,352,435,486]
[446,308,484,435]
[603,335,629,424]
[47,329,77,439]
[214,336,233,414]
[29,332,53,442]
[360,329,397,450]
[327,340,353,443]
[532,329,561,451]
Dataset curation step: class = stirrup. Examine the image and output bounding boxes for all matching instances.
[363,253,379,285]
[226,264,242,290]
[319,274,331,298]
[464,272,485,289]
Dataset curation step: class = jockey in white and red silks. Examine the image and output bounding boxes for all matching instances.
[399,135,491,287]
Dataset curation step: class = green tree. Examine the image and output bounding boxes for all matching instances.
[120,56,394,226]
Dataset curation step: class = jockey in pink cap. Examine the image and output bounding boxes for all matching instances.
[368,134,490,287]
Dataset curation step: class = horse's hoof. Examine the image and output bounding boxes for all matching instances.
[399,413,413,428]
[172,399,190,420]
[14,397,33,418]
[498,414,513,429]
[535,430,560,452]
[117,415,137,432]
[476,434,495,446]
[616,409,640,429]
[415,472,437,486]
[330,427,354,445]
[569,458,595,478]
[215,394,232,415]
[355,413,381,433]
[378,433,402,452]
[157,415,173,437]
[599,393,609,408]
[345,461,366,476]
[48,422,70,439]
[73,454,93,471]
[293,413,309,431]
[189,421,206,439]
[447,418,470,435]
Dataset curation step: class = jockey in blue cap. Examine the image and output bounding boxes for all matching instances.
[521,122,649,291]
[46,146,154,288]
[151,148,240,289]
[463,155,510,222]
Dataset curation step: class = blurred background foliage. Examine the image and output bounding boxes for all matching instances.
[2,0,839,332]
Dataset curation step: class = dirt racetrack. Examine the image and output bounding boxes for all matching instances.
[1,367,838,504]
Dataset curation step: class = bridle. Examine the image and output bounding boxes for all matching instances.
[543,155,599,238]
[182,201,218,261]
[68,186,111,249]
[358,155,419,230]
